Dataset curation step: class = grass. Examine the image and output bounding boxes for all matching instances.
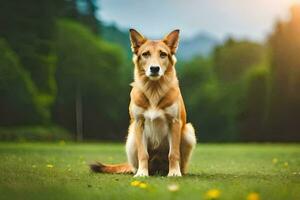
[0,142,300,200]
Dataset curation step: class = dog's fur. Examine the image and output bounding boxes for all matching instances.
[90,29,196,177]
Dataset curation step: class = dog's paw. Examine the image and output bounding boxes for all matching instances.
[134,169,149,177]
[167,170,182,177]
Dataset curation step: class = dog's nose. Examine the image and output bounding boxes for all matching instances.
[150,66,160,74]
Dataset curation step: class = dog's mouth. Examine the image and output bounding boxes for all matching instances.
[150,73,159,77]
[148,74,161,80]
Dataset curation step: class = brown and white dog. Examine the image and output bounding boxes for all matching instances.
[90,29,196,177]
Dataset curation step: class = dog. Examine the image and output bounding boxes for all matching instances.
[90,29,196,177]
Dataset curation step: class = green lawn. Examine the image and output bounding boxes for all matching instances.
[0,143,300,200]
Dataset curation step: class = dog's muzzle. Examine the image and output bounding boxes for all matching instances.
[149,66,160,76]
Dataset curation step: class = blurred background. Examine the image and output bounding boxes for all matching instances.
[0,0,299,142]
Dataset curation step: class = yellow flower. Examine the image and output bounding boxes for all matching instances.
[131,180,141,187]
[139,183,148,189]
[46,164,54,168]
[130,181,148,189]
[205,189,221,199]
[272,158,278,164]
[247,192,260,200]
[284,162,289,167]
[167,183,179,192]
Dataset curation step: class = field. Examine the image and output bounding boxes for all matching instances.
[0,143,300,200]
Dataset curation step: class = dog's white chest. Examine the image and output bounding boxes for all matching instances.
[143,104,179,149]
[131,103,179,149]
[143,108,169,149]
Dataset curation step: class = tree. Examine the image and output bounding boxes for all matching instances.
[239,65,271,141]
[53,20,128,140]
[0,39,48,126]
[213,39,266,82]
[179,57,238,141]
[64,0,102,34]
[268,4,300,140]
[0,0,61,122]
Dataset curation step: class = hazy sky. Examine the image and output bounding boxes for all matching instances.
[97,0,299,41]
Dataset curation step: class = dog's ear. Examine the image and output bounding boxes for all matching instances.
[163,29,180,54]
[129,29,147,54]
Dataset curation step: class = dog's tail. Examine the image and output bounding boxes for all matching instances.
[90,162,133,174]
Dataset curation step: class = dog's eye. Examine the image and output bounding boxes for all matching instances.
[160,52,167,58]
[142,51,150,58]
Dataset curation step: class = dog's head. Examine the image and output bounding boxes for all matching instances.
[129,29,179,81]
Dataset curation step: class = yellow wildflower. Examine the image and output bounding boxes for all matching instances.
[167,183,179,192]
[272,158,278,164]
[205,189,221,199]
[131,180,141,187]
[139,183,147,189]
[247,192,260,200]
[46,164,54,168]
[130,181,148,189]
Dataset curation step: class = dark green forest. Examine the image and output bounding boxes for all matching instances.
[0,0,299,142]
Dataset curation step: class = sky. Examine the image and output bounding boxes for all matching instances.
[97,0,299,41]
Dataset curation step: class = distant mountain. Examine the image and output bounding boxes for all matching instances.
[177,33,219,60]
[101,24,219,61]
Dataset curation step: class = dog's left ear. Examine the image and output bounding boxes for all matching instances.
[163,29,180,54]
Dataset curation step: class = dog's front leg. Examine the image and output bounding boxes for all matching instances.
[168,119,182,177]
[134,119,149,177]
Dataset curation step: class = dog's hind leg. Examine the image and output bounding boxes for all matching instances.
[180,123,196,174]
[126,122,138,174]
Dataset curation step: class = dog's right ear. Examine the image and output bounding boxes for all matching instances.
[129,29,147,54]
